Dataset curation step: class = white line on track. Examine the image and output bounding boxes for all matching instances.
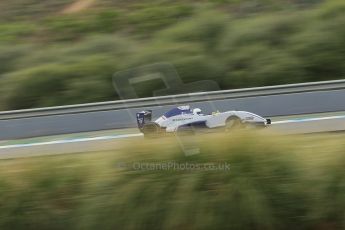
[1,115,344,150]
[271,115,345,124]
[0,133,143,150]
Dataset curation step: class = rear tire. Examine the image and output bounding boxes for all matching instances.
[141,122,160,138]
[176,126,195,136]
[225,116,243,131]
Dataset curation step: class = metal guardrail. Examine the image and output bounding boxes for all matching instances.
[1,79,345,120]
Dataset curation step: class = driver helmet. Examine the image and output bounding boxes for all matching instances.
[193,108,202,115]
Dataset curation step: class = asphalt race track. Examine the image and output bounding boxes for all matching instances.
[1,112,344,159]
[2,80,345,140]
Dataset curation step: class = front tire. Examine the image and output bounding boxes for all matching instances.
[141,122,160,138]
[225,116,243,131]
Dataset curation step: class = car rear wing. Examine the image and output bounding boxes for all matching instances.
[136,110,152,130]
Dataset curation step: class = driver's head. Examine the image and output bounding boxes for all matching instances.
[193,108,202,115]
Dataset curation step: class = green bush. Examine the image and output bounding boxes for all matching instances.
[0,0,344,110]
[0,132,344,229]
[0,0,73,21]
[0,23,36,42]
[1,56,119,110]
[156,11,227,50]
[126,4,194,35]
[43,10,122,41]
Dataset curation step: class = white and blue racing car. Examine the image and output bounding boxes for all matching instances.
[137,106,270,137]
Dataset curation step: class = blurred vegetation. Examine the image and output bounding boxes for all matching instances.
[0,0,344,110]
[0,132,344,229]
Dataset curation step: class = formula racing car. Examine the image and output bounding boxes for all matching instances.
[136,105,271,137]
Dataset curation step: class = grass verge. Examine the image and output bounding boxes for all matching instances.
[0,131,344,230]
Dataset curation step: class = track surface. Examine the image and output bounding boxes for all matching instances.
[2,80,345,140]
[1,112,345,159]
